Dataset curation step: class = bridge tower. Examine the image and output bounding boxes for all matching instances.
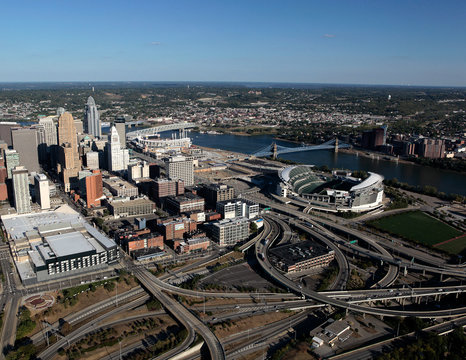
[334,137,339,153]
[272,142,278,159]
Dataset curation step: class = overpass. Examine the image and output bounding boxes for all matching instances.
[255,216,466,318]
[126,122,196,139]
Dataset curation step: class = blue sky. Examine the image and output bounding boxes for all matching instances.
[1,0,465,86]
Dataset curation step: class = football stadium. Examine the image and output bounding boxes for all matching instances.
[277,165,384,212]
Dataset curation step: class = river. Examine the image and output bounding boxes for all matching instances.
[187,132,466,196]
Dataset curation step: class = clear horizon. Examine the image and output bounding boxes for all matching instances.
[1,1,465,86]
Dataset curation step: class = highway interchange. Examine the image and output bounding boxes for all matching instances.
[0,191,465,359]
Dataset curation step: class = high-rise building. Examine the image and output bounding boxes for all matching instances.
[0,122,20,147]
[361,127,385,150]
[201,183,235,206]
[114,117,126,148]
[419,139,445,159]
[57,112,81,192]
[128,161,149,182]
[57,107,65,117]
[5,149,20,179]
[12,166,31,214]
[165,156,194,186]
[106,126,129,172]
[151,178,184,200]
[84,96,101,138]
[11,128,40,173]
[34,173,50,210]
[86,151,100,170]
[79,170,103,208]
[38,116,58,146]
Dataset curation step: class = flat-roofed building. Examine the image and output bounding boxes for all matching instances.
[1,205,118,284]
[216,199,259,219]
[34,173,50,210]
[12,166,31,214]
[175,237,210,254]
[159,217,197,241]
[211,217,249,246]
[164,155,193,186]
[103,176,138,197]
[269,240,335,273]
[108,197,156,218]
[201,183,234,206]
[165,193,205,214]
[126,232,164,254]
[86,151,99,170]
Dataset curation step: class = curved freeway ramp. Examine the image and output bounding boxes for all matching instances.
[135,268,226,360]
[255,220,466,319]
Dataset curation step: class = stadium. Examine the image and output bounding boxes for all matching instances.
[277,165,384,212]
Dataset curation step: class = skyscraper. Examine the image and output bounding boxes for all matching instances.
[34,173,50,210]
[11,128,40,173]
[164,155,194,186]
[106,126,129,172]
[12,166,31,214]
[57,112,81,192]
[4,149,20,179]
[38,116,58,146]
[84,96,101,138]
[114,117,126,148]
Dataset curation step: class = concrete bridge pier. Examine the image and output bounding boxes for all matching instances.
[403,266,408,276]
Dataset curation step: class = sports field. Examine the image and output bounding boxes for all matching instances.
[367,211,465,254]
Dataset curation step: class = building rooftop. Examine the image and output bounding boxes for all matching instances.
[45,232,95,258]
[1,205,81,240]
[269,240,333,266]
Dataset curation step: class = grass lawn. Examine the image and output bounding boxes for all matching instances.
[367,211,463,251]
[436,234,466,255]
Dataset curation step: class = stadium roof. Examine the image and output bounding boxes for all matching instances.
[350,172,384,191]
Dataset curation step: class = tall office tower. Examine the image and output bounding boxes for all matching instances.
[106,126,129,172]
[12,166,31,214]
[114,117,126,148]
[57,107,65,117]
[164,155,194,186]
[84,96,101,138]
[38,116,58,146]
[86,151,100,170]
[79,170,103,208]
[34,173,50,210]
[11,128,41,174]
[4,149,20,179]
[57,112,81,192]
[0,122,20,146]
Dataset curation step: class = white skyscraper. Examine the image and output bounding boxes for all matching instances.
[34,173,50,210]
[84,96,101,138]
[107,126,129,172]
[38,116,58,146]
[12,166,31,214]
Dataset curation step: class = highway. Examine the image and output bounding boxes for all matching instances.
[255,216,466,318]
[134,267,226,360]
[31,287,147,345]
[37,308,166,360]
[245,194,466,278]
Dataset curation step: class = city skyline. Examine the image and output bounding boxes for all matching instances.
[1,1,465,86]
